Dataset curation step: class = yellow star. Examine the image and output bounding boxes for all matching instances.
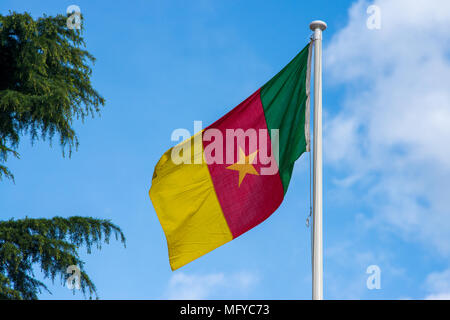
[226,148,259,187]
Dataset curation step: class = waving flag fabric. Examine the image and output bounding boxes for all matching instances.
[149,43,312,270]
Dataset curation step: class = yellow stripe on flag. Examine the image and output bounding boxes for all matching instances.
[149,132,233,270]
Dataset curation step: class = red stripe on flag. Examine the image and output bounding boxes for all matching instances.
[203,89,284,238]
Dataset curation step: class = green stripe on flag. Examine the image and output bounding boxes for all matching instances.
[260,43,310,194]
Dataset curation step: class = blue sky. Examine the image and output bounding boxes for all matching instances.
[1,0,450,299]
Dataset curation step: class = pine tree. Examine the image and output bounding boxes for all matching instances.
[0,12,126,299]
[0,217,125,299]
[0,11,104,180]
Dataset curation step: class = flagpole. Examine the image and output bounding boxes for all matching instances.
[310,20,326,300]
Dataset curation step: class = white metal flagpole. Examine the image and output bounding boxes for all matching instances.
[309,20,327,300]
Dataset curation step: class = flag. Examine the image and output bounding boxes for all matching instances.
[149,42,312,270]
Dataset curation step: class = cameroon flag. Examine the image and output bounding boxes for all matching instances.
[150,43,312,270]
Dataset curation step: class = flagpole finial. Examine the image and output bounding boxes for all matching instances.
[309,20,327,31]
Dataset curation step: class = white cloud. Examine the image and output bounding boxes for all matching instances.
[425,293,450,300]
[325,241,406,299]
[164,271,259,299]
[324,0,450,255]
[424,268,450,300]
